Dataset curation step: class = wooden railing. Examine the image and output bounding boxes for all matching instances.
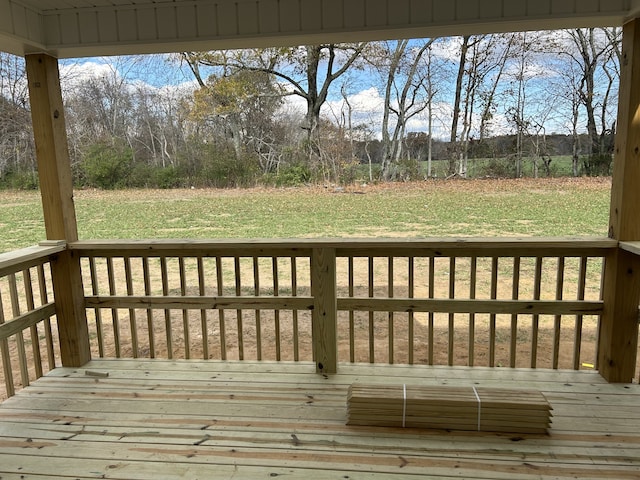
[70,238,615,375]
[0,241,65,400]
[3,237,636,398]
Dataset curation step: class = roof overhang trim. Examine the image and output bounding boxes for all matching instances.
[2,0,640,58]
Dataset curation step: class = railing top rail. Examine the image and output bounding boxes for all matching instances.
[620,241,640,256]
[0,240,66,277]
[69,237,616,257]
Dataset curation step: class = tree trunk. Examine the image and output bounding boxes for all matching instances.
[380,40,407,180]
[304,45,321,142]
[449,36,471,175]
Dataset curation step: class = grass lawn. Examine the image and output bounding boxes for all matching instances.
[0,177,611,254]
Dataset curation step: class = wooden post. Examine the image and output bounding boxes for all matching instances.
[26,54,90,367]
[311,248,338,374]
[599,19,640,383]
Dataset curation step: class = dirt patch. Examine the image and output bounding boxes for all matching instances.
[68,176,612,201]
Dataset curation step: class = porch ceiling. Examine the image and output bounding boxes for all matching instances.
[0,0,639,58]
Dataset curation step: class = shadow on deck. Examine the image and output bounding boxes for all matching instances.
[1,360,639,479]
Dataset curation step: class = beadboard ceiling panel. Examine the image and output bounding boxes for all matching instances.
[1,0,639,58]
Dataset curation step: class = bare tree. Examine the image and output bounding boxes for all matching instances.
[181,44,366,144]
[453,34,510,177]
[424,42,440,178]
[505,32,534,178]
[448,34,500,176]
[0,53,33,181]
[368,38,435,180]
[564,28,620,175]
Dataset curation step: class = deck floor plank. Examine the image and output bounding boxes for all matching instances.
[1,359,639,479]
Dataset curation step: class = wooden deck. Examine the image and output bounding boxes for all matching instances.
[0,360,639,479]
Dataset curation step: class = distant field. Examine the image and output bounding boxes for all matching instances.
[0,177,611,253]
[422,155,578,178]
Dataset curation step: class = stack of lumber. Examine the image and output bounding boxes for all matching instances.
[347,384,552,434]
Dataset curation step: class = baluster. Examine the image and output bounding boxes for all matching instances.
[489,257,498,367]
[8,273,28,387]
[574,256,588,370]
[0,289,15,397]
[292,256,300,361]
[215,256,226,360]
[37,264,55,369]
[235,256,244,360]
[197,257,209,359]
[531,257,543,368]
[142,257,155,358]
[468,257,477,367]
[124,257,139,358]
[448,257,456,366]
[89,257,104,357]
[428,256,435,366]
[348,256,355,363]
[273,257,281,361]
[510,257,521,367]
[408,257,415,365]
[553,257,565,369]
[23,268,43,378]
[160,256,172,359]
[388,256,394,364]
[179,257,190,359]
[253,257,262,360]
[368,256,374,363]
[106,257,121,358]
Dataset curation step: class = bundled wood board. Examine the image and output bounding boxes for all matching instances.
[347,384,552,434]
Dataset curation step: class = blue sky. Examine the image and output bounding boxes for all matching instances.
[57,30,620,142]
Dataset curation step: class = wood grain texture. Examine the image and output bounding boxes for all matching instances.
[72,238,611,379]
[70,237,615,258]
[26,54,77,243]
[0,243,65,278]
[1,359,639,479]
[336,298,603,315]
[311,248,337,374]
[25,54,89,367]
[600,18,640,382]
[347,383,552,434]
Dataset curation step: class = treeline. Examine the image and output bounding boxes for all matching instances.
[0,28,620,190]
[354,132,611,179]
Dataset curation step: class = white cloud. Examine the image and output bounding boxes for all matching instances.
[503,57,558,82]
[58,57,199,103]
[344,87,385,114]
[429,37,464,63]
[59,61,117,91]
[319,87,462,140]
[321,87,382,137]
[280,91,307,116]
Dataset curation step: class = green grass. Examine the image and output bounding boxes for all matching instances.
[0,177,611,254]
